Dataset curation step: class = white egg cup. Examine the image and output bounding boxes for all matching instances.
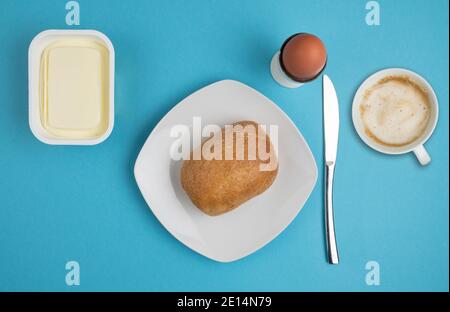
[270,51,304,88]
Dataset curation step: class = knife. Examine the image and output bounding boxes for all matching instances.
[323,75,340,265]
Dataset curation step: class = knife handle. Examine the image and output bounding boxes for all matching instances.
[325,162,339,264]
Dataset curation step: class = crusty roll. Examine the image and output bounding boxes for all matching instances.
[181,121,278,216]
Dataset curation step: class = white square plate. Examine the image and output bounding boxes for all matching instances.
[134,80,317,262]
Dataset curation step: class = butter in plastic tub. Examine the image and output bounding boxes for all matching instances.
[29,30,114,145]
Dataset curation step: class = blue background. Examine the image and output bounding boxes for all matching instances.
[0,0,448,292]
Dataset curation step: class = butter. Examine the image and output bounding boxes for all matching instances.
[40,38,110,139]
[29,30,114,145]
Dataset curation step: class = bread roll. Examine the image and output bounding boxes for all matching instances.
[181,121,278,216]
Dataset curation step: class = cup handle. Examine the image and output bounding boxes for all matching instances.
[413,145,431,166]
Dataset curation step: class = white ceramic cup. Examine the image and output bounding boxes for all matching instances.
[352,68,439,166]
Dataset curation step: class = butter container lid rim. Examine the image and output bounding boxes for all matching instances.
[28,29,115,145]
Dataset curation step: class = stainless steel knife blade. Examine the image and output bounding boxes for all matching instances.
[323,75,339,165]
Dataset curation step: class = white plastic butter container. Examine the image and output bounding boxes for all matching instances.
[29,30,115,145]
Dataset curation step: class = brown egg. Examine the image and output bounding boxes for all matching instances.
[280,33,327,82]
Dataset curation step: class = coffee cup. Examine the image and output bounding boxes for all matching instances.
[352,68,439,166]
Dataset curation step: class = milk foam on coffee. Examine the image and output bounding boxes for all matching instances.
[360,76,431,147]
